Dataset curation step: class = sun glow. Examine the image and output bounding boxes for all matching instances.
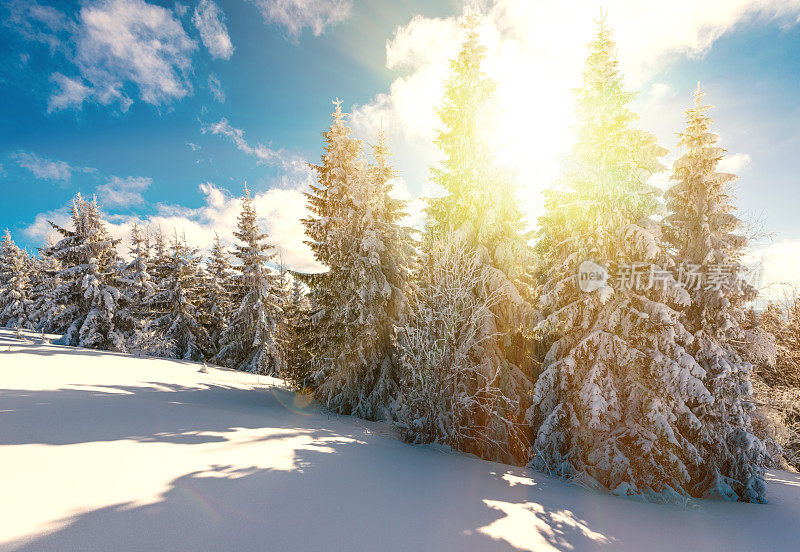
[485,56,578,226]
[353,9,591,227]
[481,27,580,224]
[355,1,763,228]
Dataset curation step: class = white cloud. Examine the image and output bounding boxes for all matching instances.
[186,142,201,151]
[193,0,234,60]
[5,0,73,53]
[12,151,76,182]
[650,82,673,100]
[202,118,313,186]
[350,16,460,144]
[174,2,188,18]
[48,73,92,112]
[41,0,197,112]
[25,183,323,272]
[96,176,151,207]
[248,0,351,39]
[24,202,74,246]
[385,15,461,73]
[351,0,800,226]
[718,152,751,173]
[203,118,282,163]
[0,164,5,178]
[207,74,225,103]
[150,183,321,271]
[251,187,321,271]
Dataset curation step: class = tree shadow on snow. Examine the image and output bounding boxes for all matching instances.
[1,381,627,552]
[0,382,330,447]
[6,432,618,552]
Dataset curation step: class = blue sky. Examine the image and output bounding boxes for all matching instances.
[1,0,799,289]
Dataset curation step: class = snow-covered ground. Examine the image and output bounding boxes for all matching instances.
[1,329,799,552]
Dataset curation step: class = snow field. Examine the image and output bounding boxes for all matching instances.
[1,330,799,552]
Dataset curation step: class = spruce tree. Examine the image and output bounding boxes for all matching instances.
[0,230,35,330]
[301,102,413,421]
[420,13,532,460]
[43,194,134,350]
[758,301,800,386]
[284,276,314,386]
[215,187,285,374]
[300,100,363,389]
[30,233,62,332]
[146,233,211,360]
[203,234,235,353]
[121,223,154,320]
[274,259,291,346]
[127,226,172,356]
[149,226,170,285]
[399,232,525,456]
[528,19,711,499]
[664,86,768,502]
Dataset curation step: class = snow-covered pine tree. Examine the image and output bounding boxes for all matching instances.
[30,233,62,332]
[740,307,777,366]
[754,301,800,469]
[0,231,12,292]
[146,232,211,360]
[284,276,314,386]
[758,301,800,386]
[215,187,285,374]
[126,225,171,356]
[299,101,363,391]
[275,259,306,367]
[663,85,768,502]
[300,102,414,421]
[0,230,35,330]
[149,226,170,285]
[398,232,527,457]
[43,194,134,350]
[203,234,235,353]
[420,13,532,461]
[528,19,712,499]
[120,223,154,320]
[370,128,417,295]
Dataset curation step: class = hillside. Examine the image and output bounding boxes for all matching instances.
[1,329,798,552]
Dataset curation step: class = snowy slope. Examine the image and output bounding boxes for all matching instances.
[1,329,799,552]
